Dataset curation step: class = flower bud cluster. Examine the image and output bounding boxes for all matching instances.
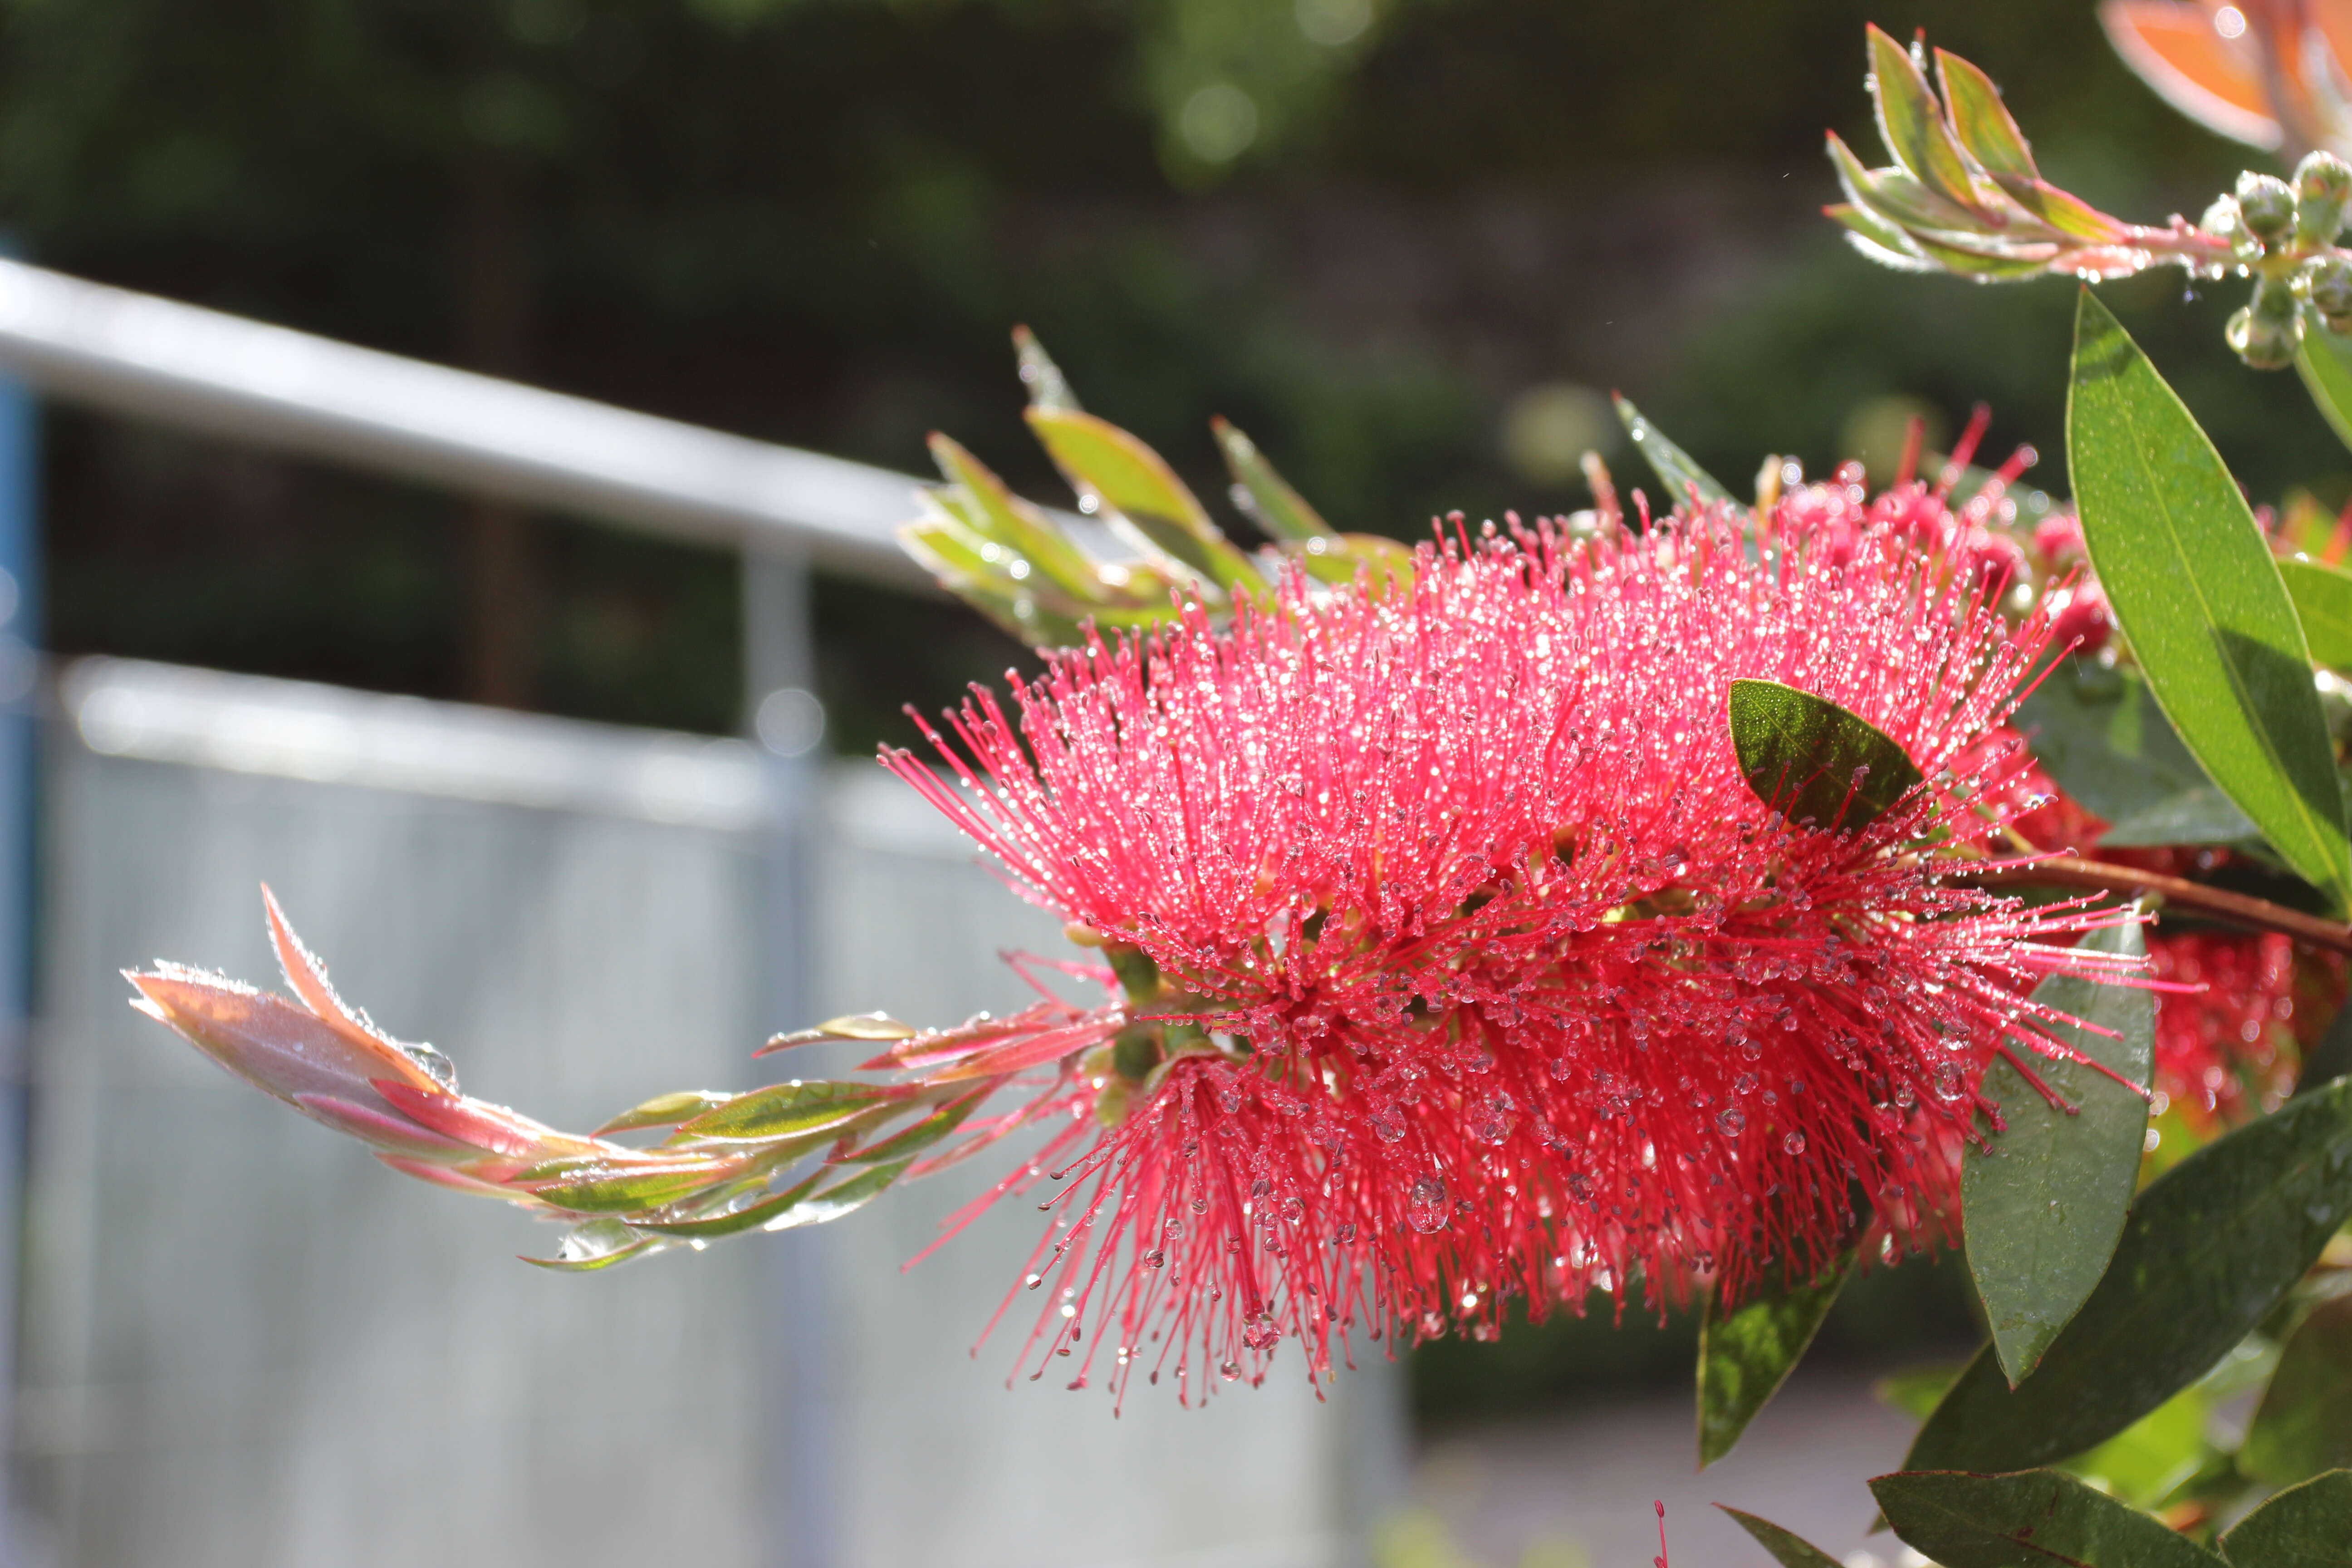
[2217,154,2352,368]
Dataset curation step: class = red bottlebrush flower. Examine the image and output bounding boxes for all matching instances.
[2149,931,2347,1131]
[886,503,2127,1401]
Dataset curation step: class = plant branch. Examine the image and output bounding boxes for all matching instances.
[1950,855,2352,955]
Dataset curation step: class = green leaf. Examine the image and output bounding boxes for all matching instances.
[1612,393,1733,508]
[1025,407,1264,595]
[759,1159,911,1231]
[1906,1077,2352,1474]
[1210,416,1334,544]
[2293,328,2352,460]
[2220,1470,2352,1568]
[2068,1382,2215,1509]
[1871,1469,2222,1568]
[2242,1295,2352,1484]
[927,434,1107,602]
[676,1080,903,1143]
[2281,559,2352,673]
[2015,658,2256,845]
[1828,201,1933,270]
[2069,290,2350,911]
[531,1163,727,1215]
[834,1088,986,1165]
[1934,48,2037,183]
[1698,1243,1858,1466]
[592,1089,732,1137]
[630,1168,824,1237]
[762,1011,920,1055]
[1727,679,1924,833]
[1877,1363,1963,1420]
[520,1217,664,1272]
[1866,24,1984,212]
[1013,324,1081,412]
[1717,1507,1844,1568]
[1965,921,2154,1384]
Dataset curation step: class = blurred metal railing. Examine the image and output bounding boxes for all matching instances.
[0,256,931,585]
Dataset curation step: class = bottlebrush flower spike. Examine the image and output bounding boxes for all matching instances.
[129,476,2139,1401]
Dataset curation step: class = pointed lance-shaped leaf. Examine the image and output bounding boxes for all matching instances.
[630,1168,827,1237]
[926,434,1108,602]
[2280,558,2352,673]
[1906,1076,2352,1474]
[1612,394,1733,507]
[1025,407,1265,596]
[676,1079,908,1144]
[1935,47,2039,183]
[2239,1294,2352,1484]
[1727,679,1923,833]
[2069,290,2352,913]
[2219,1470,2352,1568]
[1865,24,1989,213]
[1870,1468,2224,1568]
[1717,1508,1846,1568]
[758,1011,919,1057]
[1698,1238,1860,1466]
[1210,416,1335,544]
[759,1159,913,1231]
[1965,920,2153,1386]
[521,1217,665,1273]
[592,1089,733,1137]
[2294,330,2352,461]
[1012,324,1081,412]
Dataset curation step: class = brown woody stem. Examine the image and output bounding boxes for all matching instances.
[1952,855,2352,956]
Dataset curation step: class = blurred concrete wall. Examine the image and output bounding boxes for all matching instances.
[13,658,1400,1568]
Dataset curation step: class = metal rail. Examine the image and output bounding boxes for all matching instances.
[0,256,931,584]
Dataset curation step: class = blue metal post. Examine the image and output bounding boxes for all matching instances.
[0,242,39,1563]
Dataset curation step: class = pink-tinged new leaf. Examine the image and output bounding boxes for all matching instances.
[375,1152,538,1202]
[1866,24,1987,213]
[1936,48,2040,182]
[370,1078,577,1160]
[261,885,447,1095]
[292,1093,478,1157]
[128,966,410,1111]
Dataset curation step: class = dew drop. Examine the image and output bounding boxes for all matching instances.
[1783,1131,1807,1155]
[1406,1175,1450,1233]
[1717,1107,1746,1137]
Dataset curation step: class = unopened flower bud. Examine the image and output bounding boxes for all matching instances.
[2227,280,2306,368]
[2237,171,2297,246]
[2305,254,2352,330]
[2297,151,2352,245]
[2203,194,2262,263]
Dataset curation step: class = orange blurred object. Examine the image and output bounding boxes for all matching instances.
[2102,0,2352,157]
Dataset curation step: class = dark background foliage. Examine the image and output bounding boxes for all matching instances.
[4,0,2331,1412]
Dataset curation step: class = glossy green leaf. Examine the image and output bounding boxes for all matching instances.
[2281,559,2352,673]
[1866,24,1983,211]
[1871,1469,2222,1568]
[1698,1243,1858,1465]
[2242,1295,2352,1484]
[2067,1382,2215,1509]
[1025,407,1264,595]
[835,1088,986,1165]
[762,1012,919,1055]
[1211,416,1333,544]
[1907,1077,2352,1474]
[1825,133,1985,239]
[1612,393,1733,507]
[2294,328,2352,460]
[1965,921,2153,1384]
[677,1080,903,1143]
[928,434,1106,601]
[592,1089,732,1137]
[2016,658,2256,845]
[1727,679,1924,833]
[532,1163,726,1215]
[1718,1508,1843,1568]
[1013,324,1080,412]
[2069,290,2350,911]
[1827,201,1933,270]
[520,1217,663,1272]
[630,1169,824,1237]
[1935,48,2036,182]
[759,1159,911,1231]
[2220,1470,2352,1568]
